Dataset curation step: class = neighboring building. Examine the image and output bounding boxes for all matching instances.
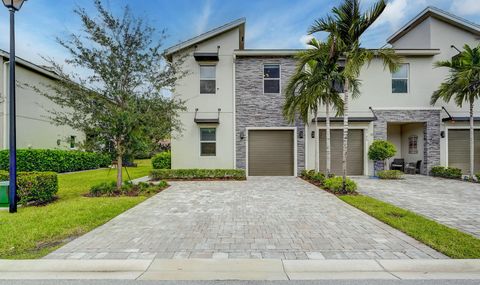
[0,50,83,150]
[166,6,480,176]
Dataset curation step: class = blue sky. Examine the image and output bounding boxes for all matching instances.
[0,0,479,66]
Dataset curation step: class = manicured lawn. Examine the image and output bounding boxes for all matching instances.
[0,160,152,259]
[340,195,480,259]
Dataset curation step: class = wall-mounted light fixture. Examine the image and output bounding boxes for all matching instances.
[298,130,304,139]
[440,131,445,138]
[311,131,315,138]
[240,131,245,140]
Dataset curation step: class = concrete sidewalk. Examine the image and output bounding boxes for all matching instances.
[0,259,479,280]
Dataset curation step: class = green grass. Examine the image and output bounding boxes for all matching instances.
[340,195,480,259]
[0,160,152,259]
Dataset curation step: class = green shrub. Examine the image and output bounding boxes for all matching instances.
[476,173,480,181]
[0,171,58,205]
[323,176,357,194]
[152,151,171,169]
[89,181,117,197]
[301,170,326,185]
[0,149,111,173]
[368,140,396,170]
[151,169,246,180]
[89,180,168,197]
[431,166,462,179]
[377,170,404,180]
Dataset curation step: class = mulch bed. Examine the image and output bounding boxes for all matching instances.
[84,184,170,198]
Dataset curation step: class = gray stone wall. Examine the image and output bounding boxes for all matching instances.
[235,56,305,174]
[372,109,441,174]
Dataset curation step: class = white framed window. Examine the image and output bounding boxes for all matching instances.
[392,63,409,93]
[200,65,216,94]
[200,128,216,156]
[264,64,280,93]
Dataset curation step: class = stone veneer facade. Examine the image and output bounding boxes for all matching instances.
[235,56,305,174]
[372,109,441,174]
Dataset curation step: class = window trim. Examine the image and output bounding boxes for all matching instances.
[199,127,217,157]
[391,63,409,94]
[263,63,281,94]
[199,64,217,95]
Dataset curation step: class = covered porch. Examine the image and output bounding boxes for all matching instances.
[387,122,425,174]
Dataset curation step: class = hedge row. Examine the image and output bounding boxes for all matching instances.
[377,170,404,180]
[0,171,58,205]
[0,149,111,173]
[301,170,357,194]
[151,169,246,180]
[431,166,462,179]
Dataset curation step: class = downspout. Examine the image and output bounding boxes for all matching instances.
[2,61,8,149]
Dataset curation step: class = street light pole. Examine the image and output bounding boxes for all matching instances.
[2,0,27,213]
[8,7,16,213]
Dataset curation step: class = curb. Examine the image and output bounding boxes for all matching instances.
[0,259,479,280]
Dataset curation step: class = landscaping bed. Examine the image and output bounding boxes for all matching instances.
[300,170,357,195]
[150,169,246,181]
[341,195,480,259]
[86,181,168,197]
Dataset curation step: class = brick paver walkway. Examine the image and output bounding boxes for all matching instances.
[46,177,445,260]
[354,175,480,238]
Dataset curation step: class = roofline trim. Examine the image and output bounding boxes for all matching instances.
[387,6,480,44]
[234,48,440,57]
[0,49,60,80]
[165,17,246,57]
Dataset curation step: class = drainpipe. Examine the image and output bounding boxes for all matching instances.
[2,61,8,149]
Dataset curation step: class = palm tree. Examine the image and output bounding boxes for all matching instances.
[309,0,399,192]
[284,39,344,174]
[431,44,480,178]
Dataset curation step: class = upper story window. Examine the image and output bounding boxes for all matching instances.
[200,65,216,94]
[200,128,216,156]
[264,64,280,93]
[392,63,409,93]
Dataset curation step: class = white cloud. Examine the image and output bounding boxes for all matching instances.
[451,0,480,16]
[371,0,409,29]
[195,0,213,34]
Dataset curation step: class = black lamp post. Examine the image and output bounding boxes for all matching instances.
[2,0,26,213]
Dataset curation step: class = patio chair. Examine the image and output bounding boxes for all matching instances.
[405,160,422,174]
[390,158,405,172]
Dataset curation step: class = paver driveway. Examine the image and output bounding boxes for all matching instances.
[354,175,480,238]
[46,177,444,260]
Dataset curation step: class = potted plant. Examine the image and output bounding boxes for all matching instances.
[368,140,396,177]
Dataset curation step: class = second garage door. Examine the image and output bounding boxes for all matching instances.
[318,129,364,175]
[448,129,480,175]
[248,130,294,176]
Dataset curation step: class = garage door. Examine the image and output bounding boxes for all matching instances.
[448,129,480,175]
[318,129,364,175]
[248,130,294,176]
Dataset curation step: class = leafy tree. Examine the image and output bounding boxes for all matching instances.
[368,140,396,174]
[283,38,346,174]
[309,0,400,192]
[33,0,185,189]
[431,44,480,178]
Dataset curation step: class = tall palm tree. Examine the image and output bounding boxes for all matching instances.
[431,44,480,178]
[284,39,344,174]
[309,0,399,192]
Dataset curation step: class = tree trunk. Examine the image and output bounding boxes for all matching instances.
[116,154,123,190]
[470,100,475,179]
[314,110,320,172]
[342,78,350,193]
[325,101,331,176]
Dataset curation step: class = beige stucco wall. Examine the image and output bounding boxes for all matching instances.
[170,28,240,169]
[0,58,83,150]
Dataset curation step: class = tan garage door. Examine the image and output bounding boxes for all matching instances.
[318,129,364,175]
[448,129,480,175]
[248,130,294,176]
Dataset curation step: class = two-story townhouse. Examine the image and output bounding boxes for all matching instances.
[0,50,83,150]
[167,6,480,177]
